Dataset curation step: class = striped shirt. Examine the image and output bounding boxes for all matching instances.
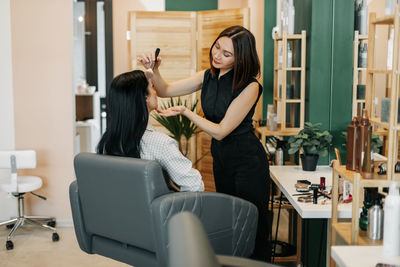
[140,125,204,192]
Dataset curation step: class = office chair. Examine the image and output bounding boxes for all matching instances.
[0,150,59,250]
[168,212,280,267]
[70,153,258,267]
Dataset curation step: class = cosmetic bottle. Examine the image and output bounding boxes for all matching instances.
[358,109,374,177]
[367,196,383,240]
[357,0,368,35]
[359,188,377,231]
[287,0,295,35]
[358,43,367,68]
[383,182,400,256]
[346,117,359,171]
[388,28,394,70]
[275,140,284,166]
[287,43,292,68]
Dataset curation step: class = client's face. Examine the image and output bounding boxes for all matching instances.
[146,79,158,111]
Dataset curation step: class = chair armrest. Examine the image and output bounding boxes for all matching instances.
[69,180,93,254]
[152,192,258,267]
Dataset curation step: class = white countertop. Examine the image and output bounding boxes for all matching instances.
[332,246,400,267]
[270,165,352,219]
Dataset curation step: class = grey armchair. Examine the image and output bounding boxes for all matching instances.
[69,153,258,267]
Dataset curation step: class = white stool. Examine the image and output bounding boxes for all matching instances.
[0,150,59,250]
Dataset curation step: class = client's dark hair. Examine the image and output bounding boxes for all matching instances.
[97,70,149,158]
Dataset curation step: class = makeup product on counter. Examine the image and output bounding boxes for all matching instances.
[297,179,311,185]
[295,183,310,192]
[312,187,318,204]
[320,177,326,190]
[346,117,359,171]
[383,182,400,256]
[298,196,313,203]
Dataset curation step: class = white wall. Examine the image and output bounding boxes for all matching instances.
[0,0,17,221]
[11,0,75,225]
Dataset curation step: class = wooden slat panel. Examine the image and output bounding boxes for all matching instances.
[128,11,197,162]
[197,8,250,71]
[196,8,249,191]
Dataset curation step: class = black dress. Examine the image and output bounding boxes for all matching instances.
[201,69,271,261]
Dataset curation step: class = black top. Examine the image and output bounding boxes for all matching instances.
[201,69,262,139]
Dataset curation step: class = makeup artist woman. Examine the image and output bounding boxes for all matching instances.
[139,25,271,261]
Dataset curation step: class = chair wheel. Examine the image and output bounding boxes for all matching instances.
[47,221,56,227]
[52,233,60,242]
[6,224,14,229]
[6,240,14,250]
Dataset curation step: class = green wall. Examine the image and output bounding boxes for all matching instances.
[262,0,277,119]
[165,0,217,11]
[263,0,354,164]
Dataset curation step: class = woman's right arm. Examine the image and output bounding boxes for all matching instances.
[138,54,204,97]
[151,68,205,97]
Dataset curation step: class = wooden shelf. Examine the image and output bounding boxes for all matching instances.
[331,163,391,248]
[286,67,302,71]
[332,222,382,246]
[333,165,391,184]
[372,14,395,25]
[367,68,392,74]
[285,99,302,103]
[274,67,302,71]
[256,126,299,137]
[275,34,302,40]
[370,117,390,129]
[273,30,306,133]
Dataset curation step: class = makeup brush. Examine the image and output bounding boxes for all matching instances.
[150,48,160,70]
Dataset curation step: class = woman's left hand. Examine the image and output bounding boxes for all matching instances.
[156,106,186,117]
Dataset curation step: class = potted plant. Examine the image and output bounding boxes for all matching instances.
[288,122,333,171]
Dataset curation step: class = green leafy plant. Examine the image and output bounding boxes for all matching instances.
[152,97,201,156]
[341,132,383,153]
[288,122,333,157]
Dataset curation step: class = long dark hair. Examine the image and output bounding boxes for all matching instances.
[97,70,149,158]
[209,25,260,91]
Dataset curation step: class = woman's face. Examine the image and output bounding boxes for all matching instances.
[211,36,235,73]
[146,79,158,111]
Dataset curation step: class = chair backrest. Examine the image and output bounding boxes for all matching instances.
[0,150,36,169]
[73,152,169,253]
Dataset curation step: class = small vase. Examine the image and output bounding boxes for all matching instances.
[301,154,319,171]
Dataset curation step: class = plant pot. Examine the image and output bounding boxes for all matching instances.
[300,154,319,171]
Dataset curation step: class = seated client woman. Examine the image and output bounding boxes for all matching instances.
[97,70,204,192]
